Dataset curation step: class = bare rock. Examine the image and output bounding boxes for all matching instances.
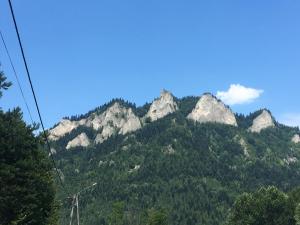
[129,165,140,173]
[66,133,91,149]
[50,148,57,154]
[98,160,106,167]
[239,138,250,157]
[94,103,142,144]
[109,160,115,166]
[48,148,57,156]
[94,125,116,144]
[48,119,85,140]
[292,134,300,144]
[284,156,298,165]
[50,102,141,144]
[187,93,237,126]
[249,110,275,133]
[119,108,142,134]
[163,145,176,155]
[145,90,178,121]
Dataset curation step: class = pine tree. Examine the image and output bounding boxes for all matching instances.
[0,71,57,225]
[226,186,294,225]
[147,209,168,225]
[108,201,125,225]
[0,70,11,98]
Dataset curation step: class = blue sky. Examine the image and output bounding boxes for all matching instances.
[0,0,299,128]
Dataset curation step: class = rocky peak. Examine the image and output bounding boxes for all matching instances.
[66,133,91,149]
[249,110,275,133]
[94,102,142,144]
[292,134,300,144]
[145,90,178,121]
[49,102,142,144]
[49,119,85,140]
[187,93,237,126]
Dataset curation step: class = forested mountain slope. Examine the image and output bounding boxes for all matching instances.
[49,91,300,225]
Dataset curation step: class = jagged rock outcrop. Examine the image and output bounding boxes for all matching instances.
[284,156,298,165]
[249,110,275,133]
[234,135,250,157]
[94,103,142,144]
[48,148,57,156]
[95,125,116,144]
[50,148,57,155]
[66,133,91,149]
[145,90,178,121]
[163,145,176,155]
[129,165,140,173]
[49,102,141,143]
[49,119,86,140]
[292,134,300,144]
[239,138,250,157]
[187,93,237,126]
[119,108,142,134]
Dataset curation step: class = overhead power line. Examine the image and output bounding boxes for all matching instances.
[0,30,34,124]
[7,0,68,194]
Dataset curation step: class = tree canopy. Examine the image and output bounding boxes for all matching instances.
[226,186,295,225]
[0,71,57,225]
[0,70,11,98]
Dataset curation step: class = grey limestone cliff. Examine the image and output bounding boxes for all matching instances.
[249,110,275,133]
[145,90,178,121]
[187,93,237,126]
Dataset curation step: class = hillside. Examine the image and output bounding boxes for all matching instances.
[48,91,300,225]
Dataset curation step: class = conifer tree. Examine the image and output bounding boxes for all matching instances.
[0,71,57,225]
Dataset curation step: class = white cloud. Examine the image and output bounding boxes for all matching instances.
[279,113,300,128]
[216,84,264,105]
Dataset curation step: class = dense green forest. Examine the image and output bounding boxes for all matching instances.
[50,97,300,225]
[2,67,300,225]
[226,186,300,225]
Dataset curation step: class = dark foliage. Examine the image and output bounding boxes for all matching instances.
[52,97,300,225]
[0,108,57,225]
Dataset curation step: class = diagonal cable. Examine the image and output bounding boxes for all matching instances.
[0,30,34,124]
[7,0,69,194]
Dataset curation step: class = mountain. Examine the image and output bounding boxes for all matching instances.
[49,102,142,145]
[187,93,237,126]
[248,109,275,133]
[292,134,300,143]
[66,133,91,149]
[49,90,300,225]
[144,89,178,122]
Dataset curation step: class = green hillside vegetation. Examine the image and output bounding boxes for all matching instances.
[226,186,300,225]
[51,97,300,225]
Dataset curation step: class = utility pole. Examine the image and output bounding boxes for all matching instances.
[76,194,80,225]
[69,195,76,225]
[68,182,97,225]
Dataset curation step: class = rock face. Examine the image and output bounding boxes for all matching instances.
[95,125,116,144]
[292,134,300,144]
[93,103,142,144]
[129,165,140,173]
[66,133,91,149]
[187,93,237,126]
[50,148,57,155]
[239,138,250,157]
[49,119,85,140]
[49,102,142,144]
[145,90,178,121]
[249,110,275,133]
[284,156,298,165]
